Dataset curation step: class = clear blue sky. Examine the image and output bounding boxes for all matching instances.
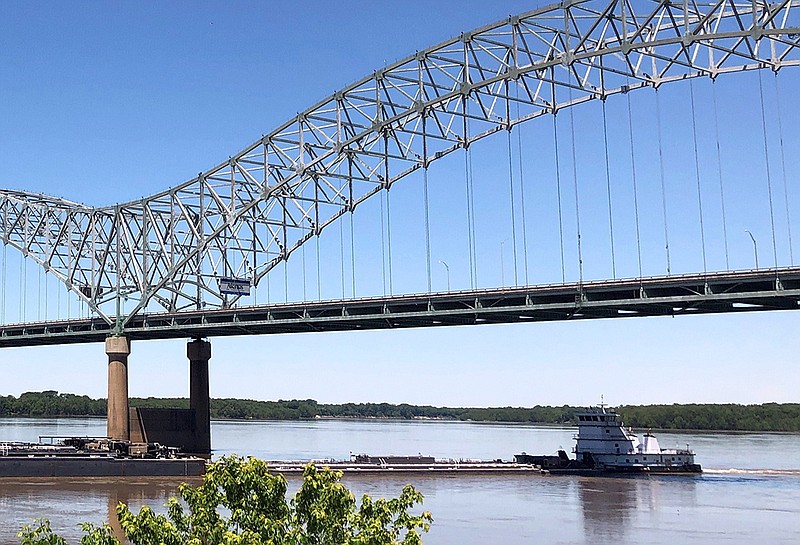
[0,1,799,407]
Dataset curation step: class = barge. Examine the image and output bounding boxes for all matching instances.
[268,453,539,474]
[0,436,206,478]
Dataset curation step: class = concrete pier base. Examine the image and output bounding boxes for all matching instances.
[188,338,212,454]
[106,336,131,441]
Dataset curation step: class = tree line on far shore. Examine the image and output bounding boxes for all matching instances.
[1,391,799,432]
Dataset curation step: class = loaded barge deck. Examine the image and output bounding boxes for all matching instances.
[0,437,206,478]
[268,454,539,474]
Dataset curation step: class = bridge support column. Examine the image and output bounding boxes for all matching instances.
[106,336,131,441]
[188,338,211,454]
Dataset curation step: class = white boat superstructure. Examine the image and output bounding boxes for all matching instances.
[572,405,700,473]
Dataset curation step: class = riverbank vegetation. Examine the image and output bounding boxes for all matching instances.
[2,391,799,432]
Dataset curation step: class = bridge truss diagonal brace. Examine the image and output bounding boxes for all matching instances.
[0,0,799,328]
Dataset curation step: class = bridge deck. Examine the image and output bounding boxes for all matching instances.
[1,268,799,347]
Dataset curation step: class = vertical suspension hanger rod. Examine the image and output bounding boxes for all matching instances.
[348,155,356,298]
[689,79,708,274]
[567,85,583,287]
[283,256,288,303]
[514,84,530,286]
[757,70,779,269]
[301,231,307,302]
[462,39,477,290]
[773,72,793,265]
[600,71,616,279]
[626,79,644,279]
[349,210,356,298]
[506,115,519,287]
[553,108,566,284]
[711,79,730,271]
[419,53,432,295]
[315,232,321,301]
[465,145,478,290]
[339,205,345,299]
[422,115,432,295]
[20,249,25,322]
[380,130,393,297]
[655,86,672,275]
[380,134,389,297]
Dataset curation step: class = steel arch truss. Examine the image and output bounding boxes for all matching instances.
[1,0,799,328]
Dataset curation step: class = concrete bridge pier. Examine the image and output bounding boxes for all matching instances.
[188,338,212,455]
[105,335,131,441]
[104,335,212,454]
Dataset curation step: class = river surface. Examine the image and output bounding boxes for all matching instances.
[1,417,799,544]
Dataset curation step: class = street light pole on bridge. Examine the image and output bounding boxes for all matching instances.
[745,230,759,269]
[500,240,507,287]
[438,260,450,292]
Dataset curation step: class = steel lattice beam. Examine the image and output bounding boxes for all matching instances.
[1,0,799,328]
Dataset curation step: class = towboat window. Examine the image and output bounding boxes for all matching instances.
[605,429,610,433]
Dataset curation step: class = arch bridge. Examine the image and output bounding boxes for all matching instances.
[1,0,800,449]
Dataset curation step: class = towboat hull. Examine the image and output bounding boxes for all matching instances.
[545,463,702,475]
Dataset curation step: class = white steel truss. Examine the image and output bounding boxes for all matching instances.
[1,0,799,330]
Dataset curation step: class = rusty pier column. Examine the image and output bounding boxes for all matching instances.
[188,338,212,454]
[106,335,131,441]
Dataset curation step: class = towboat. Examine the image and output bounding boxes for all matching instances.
[516,404,701,474]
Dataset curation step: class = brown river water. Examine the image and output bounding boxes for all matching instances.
[1,417,799,544]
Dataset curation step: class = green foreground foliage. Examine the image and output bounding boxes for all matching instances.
[17,456,432,545]
[3,391,800,431]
